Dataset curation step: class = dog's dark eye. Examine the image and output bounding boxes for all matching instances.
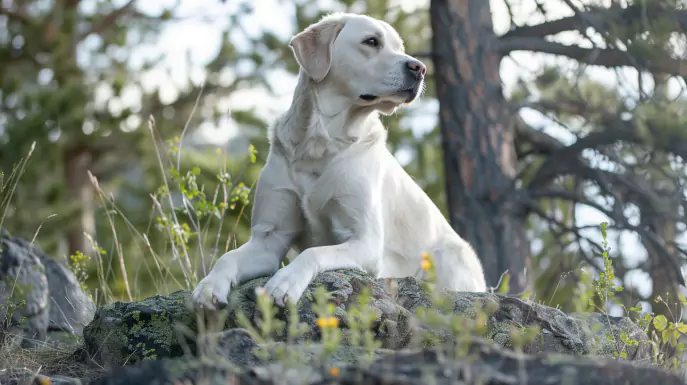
[362,37,379,47]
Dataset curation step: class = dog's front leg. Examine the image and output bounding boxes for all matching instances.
[264,197,384,306]
[192,152,303,310]
[264,238,381,306]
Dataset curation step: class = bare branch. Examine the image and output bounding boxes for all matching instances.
[522,186,686,286]
[79,0,136,40]
[502,4,687,40]
[502,16,581,39]
[0,7,32,25]
[499,37,687,77]
[514,117,564,154]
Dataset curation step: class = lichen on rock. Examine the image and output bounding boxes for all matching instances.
[82,269,652,368]
[82,290,198,367]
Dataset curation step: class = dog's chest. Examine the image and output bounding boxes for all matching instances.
[290,161,328,209]
[289,159,351,246]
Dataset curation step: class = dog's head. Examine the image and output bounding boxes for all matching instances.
[289,13,426,115]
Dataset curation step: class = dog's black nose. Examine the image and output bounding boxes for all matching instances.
[406,60,426,79]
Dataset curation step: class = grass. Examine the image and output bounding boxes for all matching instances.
[1,109,686,383]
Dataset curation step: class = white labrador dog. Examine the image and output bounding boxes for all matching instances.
[192,12,486,310]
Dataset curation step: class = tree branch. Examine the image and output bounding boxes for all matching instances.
[520,99,687,191]
[79,0,136,40]
[502,16,581,39]
[502,4,687,40]
[523,187,686,286]
[0,7,32,25]
[499,37,687,77]
[514,117,564,154]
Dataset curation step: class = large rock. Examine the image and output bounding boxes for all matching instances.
[88,338,685,385]
[195,328,394,368]
[0,229,49,347]
[39,249,96,335]
[82,269,651,367]
[0,229,96,347]
[81,290,198,367]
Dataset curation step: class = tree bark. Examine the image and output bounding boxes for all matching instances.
[430,0,531,292]
[644,212,681,317]
[64,147,95,257]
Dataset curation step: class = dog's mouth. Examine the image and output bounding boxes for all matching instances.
[401,87,420,104]
[359,94,378,101]
[359,86,422,105]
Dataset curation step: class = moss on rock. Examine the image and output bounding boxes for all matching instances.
[82,290,197,366]
[82,270,652,368]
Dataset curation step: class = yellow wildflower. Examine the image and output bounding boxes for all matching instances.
[421,252,430,260]
[316,316,339,328]
[329,367,340,376]
[421,259,432,271]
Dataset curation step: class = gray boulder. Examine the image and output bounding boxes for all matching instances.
[36,248,96,335]
[82,269,651,367]
[88,337,685,385]
[0,229,49,347]
[0,229,96,347]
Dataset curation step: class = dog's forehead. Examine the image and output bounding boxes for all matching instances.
[340,16,405,51]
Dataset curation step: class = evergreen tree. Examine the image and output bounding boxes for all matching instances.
[430,0,687,314]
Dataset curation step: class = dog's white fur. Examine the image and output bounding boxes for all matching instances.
[192,12,486,309]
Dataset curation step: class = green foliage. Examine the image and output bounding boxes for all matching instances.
[592,223,624,310]
[0,0,269,300]
[68,250,91,295]
[312,287,344,358]
[568,222,687,373]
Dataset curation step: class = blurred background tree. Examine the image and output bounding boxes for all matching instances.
[0,0,685,322]
[0,0,270,300]
[431,0,687,319]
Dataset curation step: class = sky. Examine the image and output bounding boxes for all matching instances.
[96,0,687,304]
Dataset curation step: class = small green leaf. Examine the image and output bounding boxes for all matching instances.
[654,315,668,332]
[496,271,511,294]
[661,328,671,343]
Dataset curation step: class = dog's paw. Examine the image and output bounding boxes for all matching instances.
[264,262,314,307]
[192,269,236,311]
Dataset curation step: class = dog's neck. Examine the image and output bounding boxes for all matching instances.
[275,70,386,162]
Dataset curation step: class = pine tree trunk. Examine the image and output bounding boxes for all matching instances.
[64,148,95,257]
[642,200,681,318]
[60,3,95,258]
[430,0,531,292]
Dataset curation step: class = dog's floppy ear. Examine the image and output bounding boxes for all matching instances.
[289,17,344,82]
